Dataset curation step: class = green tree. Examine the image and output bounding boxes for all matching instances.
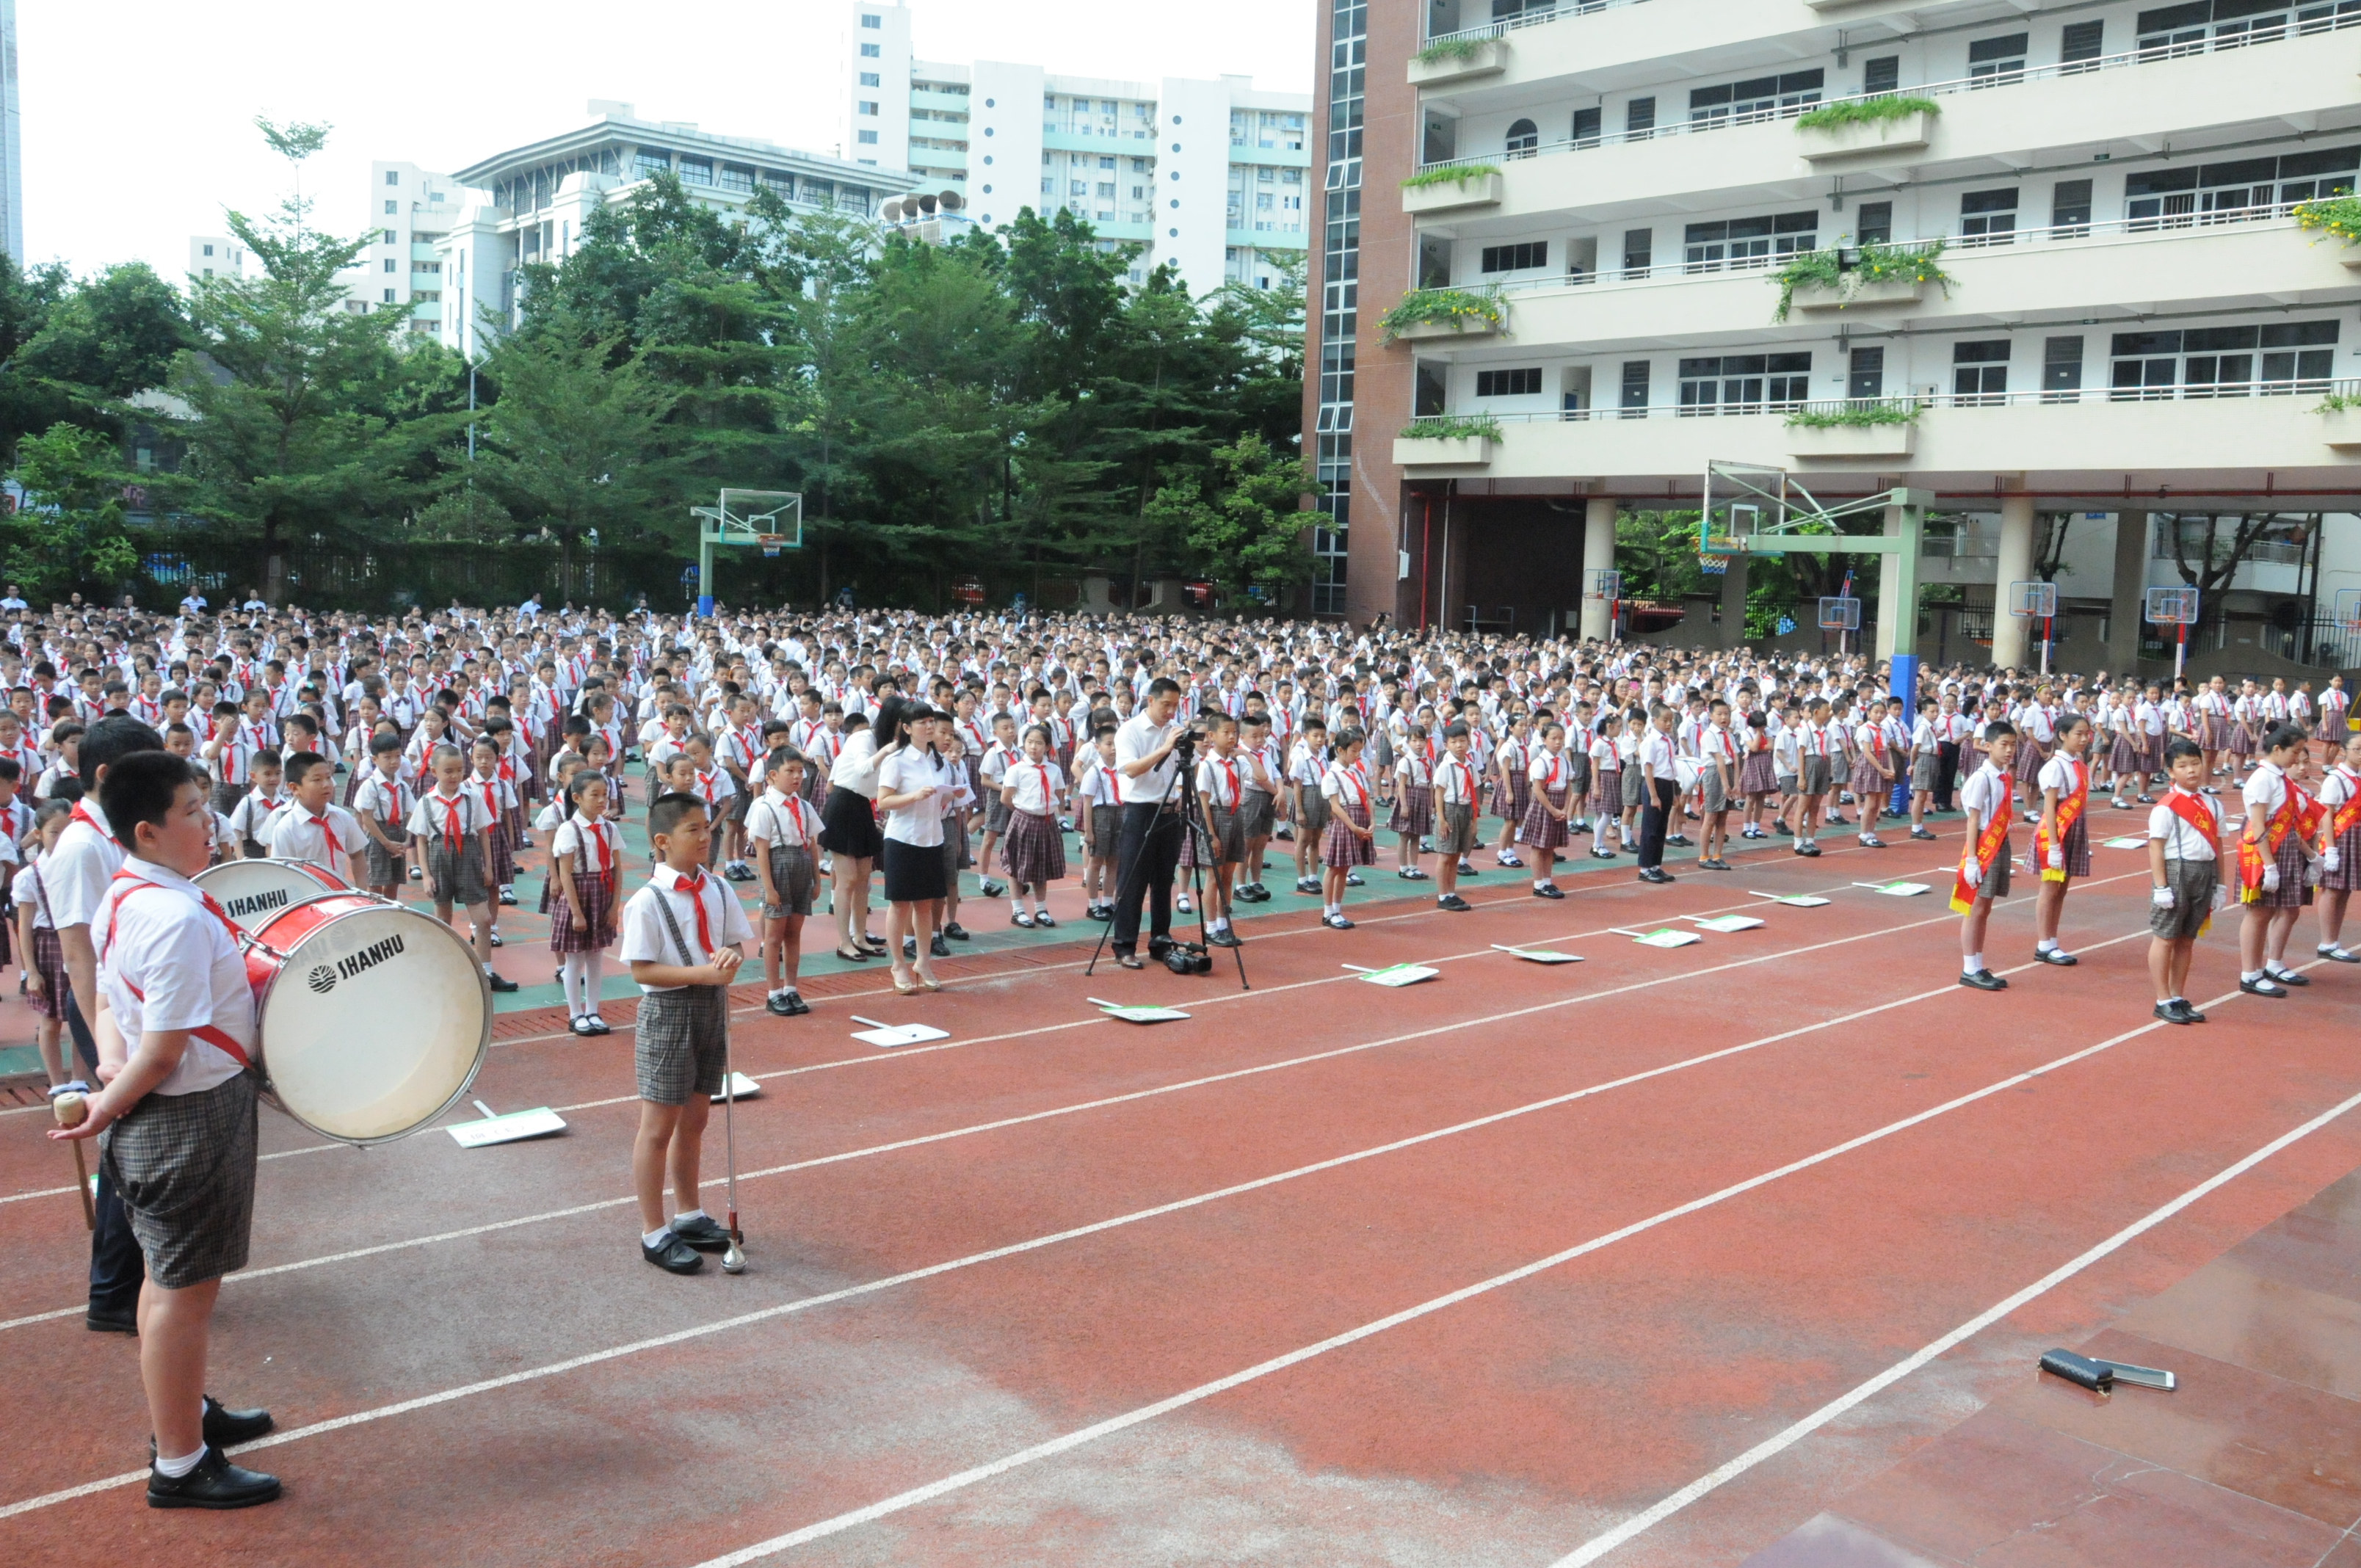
[1180,433,1316,606]
[4,423,139,598]
[472,309,679,576]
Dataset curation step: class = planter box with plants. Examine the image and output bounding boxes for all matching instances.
[1407,36,1509,87]
[1770,242,1956,324]
[1794,97,1939,165]
[1381,287,1507,344]
[2318,394,2361,451]
[2293,196,2361,271]
[1393,415,1501,468]
[1785,402,1920,459]
[1401,164,1505,214]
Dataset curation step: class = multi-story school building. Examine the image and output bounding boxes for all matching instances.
[1310,0,2361,672]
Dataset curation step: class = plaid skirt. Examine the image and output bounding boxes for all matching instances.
[102,1070,259,1289]
[1521,783,1572,851]
[2229,723,2257,759]
[2013,739,2047,783]
[1003,807,1067,885]
[549,867,617,953]
[485,816,518,886]
[1850,756,1891,799]
[364,823,410,887]
[2321,820,2361,893]
[1388,783,1432,836]
[762,844,816,918]
[2038,814,2094,879]
[26,925,63,1019]
[2202,714,2232,749]
[1321,799,1375,868]
[2107,734,2141,775]
[1738,750,1778,795]
[1490,770,1530,824]
[1588,766,1620,815]
[2250,832,2314,909]
[634,985,728,1105]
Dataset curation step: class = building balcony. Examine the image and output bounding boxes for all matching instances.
[1411,25,2361,225]
[1394,382,2361,502]
[1412,214,2361,359]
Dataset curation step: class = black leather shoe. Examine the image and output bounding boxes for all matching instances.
[2034,948,2078,966]
[203,1395,274,1447]
[765,993,797,1016]
[1532,883,1565,899]
[1438,893,1473,911]
[1667,835,1693,847]
[2241,976,2288,997]
[2154,1001,2191,1024]
[1959,969,2008,992]
[1637,868,1673,885]
[930,934,951,958]
[148,1445,281,1509]
[2177,1001,2207,1023]
[1794,843,1823,857]
[1207,929,1242,948]
[943,923,971,941]
[87,1308,137,1335]
[485,972,519,993]
[642,1234,705,1273]
[1116,954,1144,970]
[670,1214,733,1252]
[2272,969,2310,987]
[1148,937,1174,959]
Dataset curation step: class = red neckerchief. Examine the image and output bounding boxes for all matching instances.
[70,801,116,844]
[1444,755,1476,801]
[1537,750,1562,793]
[432,788,466,841]
[477,777,503,824]
[101,870,252,1070]
[575,813,613,874]
[697,768,719,805]
[1214,755,1238,807]
[308,810,344,857]
[671,867,717,954]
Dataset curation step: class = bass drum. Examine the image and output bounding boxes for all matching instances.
[242,893,491,1145]
[194,858,349,937]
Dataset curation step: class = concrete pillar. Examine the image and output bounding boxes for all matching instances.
[2105,509,2149,678]
[1874,501,1907,668]
[1719,551,1750,650]
[1989,493,2038,670]
[1578,496,1617,642]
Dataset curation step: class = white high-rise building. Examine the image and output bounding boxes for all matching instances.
[844,0,1313,297]
[186,236,246,283]
[0,0,19,262]
[348,161,468,337]
[1346,0,2361,663]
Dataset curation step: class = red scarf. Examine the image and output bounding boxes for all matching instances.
[671,868,717,955]
[432,788,467,842]
[308,811,344,858]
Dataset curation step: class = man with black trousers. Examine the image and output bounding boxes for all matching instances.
[1636,703,1679,885]
[1109,678,1187,970]
[46,714,167,1334]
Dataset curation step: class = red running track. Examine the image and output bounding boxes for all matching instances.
[1,835,2357,1567]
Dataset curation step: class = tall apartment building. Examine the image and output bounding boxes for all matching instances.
[0,0,19,262]
[431,103,919,359]
[1330,0,2361,664]
[186,236,246,283]
[350,161,468,338]
[844,1,1313,298]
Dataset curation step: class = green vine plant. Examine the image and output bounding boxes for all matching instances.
[1785,399,1921,429]
[1415,35,1493,64]
[2292,195,2361,246]
[1402,162,1504,191]
[2315,391,2361,413]
[1769,239,1956,323]
[1379,286,1506,344]
[1400,413,1504,443]
[1793,95,1942,132]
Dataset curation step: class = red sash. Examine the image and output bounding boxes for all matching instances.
[2240,790,2301,904]
[2032,760,2087,884]
[2330,769,2361,841]
[101,873,253,1070]
[1950,776,2013,912]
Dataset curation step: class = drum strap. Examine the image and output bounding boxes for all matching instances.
[649,876,713,969]
[100,874,253,1071]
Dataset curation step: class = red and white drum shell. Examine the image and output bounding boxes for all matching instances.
[241,893,492,1146]
[192,858,349,937]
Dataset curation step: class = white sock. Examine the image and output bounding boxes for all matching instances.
[561,953,587,1015]
[155,1444,208,1478]
[2037,938,2057,953]
[2244,969,2263,982]
[675,1208,705,1224]
[769,986,786,999]
[1963,954,1983,976]
[582,951,604,1014]
[2268,960,2294,976]
[1534,878,1548,890]
[642,1226,673,1247]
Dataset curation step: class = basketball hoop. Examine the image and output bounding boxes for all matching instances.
[2145,585,2201,679]
[758,533,784,558]
[1698,552,1730,576]
[1817,595,1862,631]
[2009,580,2059,676]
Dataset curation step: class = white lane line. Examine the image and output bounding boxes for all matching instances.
[1550,977,2351,1566]
[0,929,2171,1520]
[0,906,2001,1334]
[678,970,2312,1566]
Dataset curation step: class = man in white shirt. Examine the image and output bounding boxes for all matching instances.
[48,749,282,1507]
[1109,677,1188,968]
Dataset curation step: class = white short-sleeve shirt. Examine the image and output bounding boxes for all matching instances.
[95,856,256,1096]
[262,803,363,873]
[2149,788,2224,861]
[44,802,124,932]
[745,788,819,849]
[619,864,755,992]
[876,745,949,847]
[1960,763,2011,832]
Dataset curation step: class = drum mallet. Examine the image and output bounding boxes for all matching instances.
[53,1092,95,1232]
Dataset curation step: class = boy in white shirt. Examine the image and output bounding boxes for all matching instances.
[259,751,366,887]
[225,751,286,859]
[2147,737,2225,1022]
[745,749,820,1016]
[407,744,517,992]
[1953,721,2019,992]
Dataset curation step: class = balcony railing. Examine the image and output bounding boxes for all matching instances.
[1465,378,2359,424]
[1424,0,1651,50]
[1412,8,2361,174]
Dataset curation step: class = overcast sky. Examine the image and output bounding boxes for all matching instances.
[23,0,1316,278]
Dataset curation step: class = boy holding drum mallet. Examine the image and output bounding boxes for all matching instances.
[620,791,752,1274]
[49,750,280,1508]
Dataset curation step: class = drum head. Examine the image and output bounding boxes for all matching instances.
[195,858,345,935]
[256,902,490,1144]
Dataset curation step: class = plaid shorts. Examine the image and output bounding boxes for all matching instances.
[425,835,488,908]
[1437,800,1479,857]
[2150,857,2218,940]
[634,985,728,1105]
[102,1071,260,1288]
[763,843,816,919]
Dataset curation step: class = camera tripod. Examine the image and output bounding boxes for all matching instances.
[1084,730,1250,990]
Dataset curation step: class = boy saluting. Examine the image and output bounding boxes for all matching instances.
[50,751,280,1507]
[620,791,753,1274]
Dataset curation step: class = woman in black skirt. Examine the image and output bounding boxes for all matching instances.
[819,691,895,961]
[874,703,952,993]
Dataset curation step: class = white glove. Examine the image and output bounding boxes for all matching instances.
[1962,858,1983,890]
[2263,862,2281,893]
[2328,849,2343,872]
[2151,885,2175,909]
[2046,846,2064,871]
